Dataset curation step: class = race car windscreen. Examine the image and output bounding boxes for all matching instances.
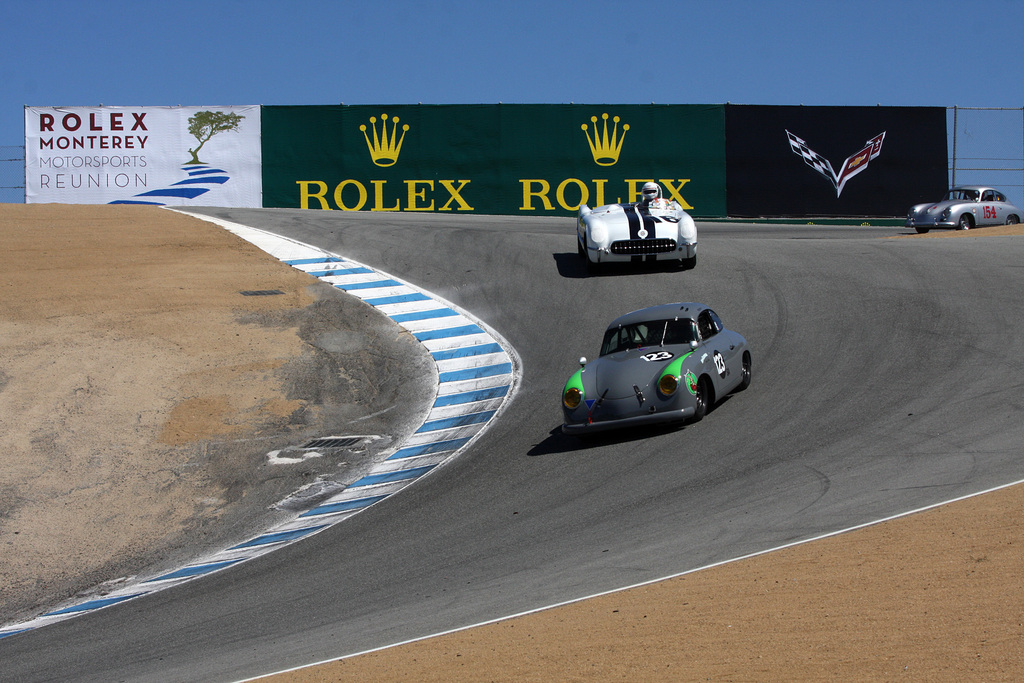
[600,319,696,356]
[946,189,979,201]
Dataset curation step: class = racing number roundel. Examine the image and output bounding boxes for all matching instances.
[713,350,726,378]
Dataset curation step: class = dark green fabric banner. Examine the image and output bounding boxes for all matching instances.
[261,104,726,217]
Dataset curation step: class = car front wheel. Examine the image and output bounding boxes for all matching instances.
[691,375,710,422]
[958,214,973,230]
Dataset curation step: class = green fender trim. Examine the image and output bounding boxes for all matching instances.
[563,368,584,399]
[658,351,695,394]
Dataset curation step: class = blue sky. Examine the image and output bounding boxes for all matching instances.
[3,0,1023,202]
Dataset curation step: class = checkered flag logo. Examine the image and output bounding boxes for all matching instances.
[786,130,886,197]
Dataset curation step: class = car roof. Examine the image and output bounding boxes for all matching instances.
[606,302,707,329]
[952,185,996,192]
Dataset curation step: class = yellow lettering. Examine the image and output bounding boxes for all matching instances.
[371,180,400,211]
[660,179,693,210]
[519,179,555,211]
[624,179,652,204]
[405,180,435,211]
[297,180,330,210]
[592,179,607,207]
[333,179,367,211]
[439,179,473,211]
[556,178,589,211]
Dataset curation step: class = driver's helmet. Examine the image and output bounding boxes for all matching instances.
[641,182,662,203]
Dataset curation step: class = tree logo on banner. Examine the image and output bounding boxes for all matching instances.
[785,130,885,197]
[186,111,245,165]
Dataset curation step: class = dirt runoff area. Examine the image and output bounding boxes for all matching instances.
[2,206,1022,681]
[0,204,435,625]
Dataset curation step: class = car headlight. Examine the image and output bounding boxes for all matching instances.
[658,374,678,396]
[563,387,583,409]
[941,208,951,219]
[589,221,607,244]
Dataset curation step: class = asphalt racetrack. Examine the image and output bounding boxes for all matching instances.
[3,210,1023,682]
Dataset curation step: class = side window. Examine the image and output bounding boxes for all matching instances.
[708,310,724,333]
[982,190,995,201]
[697,311,717,341]
[995,192,1006,202]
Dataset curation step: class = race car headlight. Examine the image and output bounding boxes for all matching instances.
[658,374,678,396]
[589,221,607,244]
[941,208,951,219]
[563,387,583,409]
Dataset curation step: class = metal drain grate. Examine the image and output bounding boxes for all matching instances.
[300,436,365,449]
[240,289,285,297]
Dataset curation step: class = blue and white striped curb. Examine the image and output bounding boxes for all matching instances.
[0,213,520,640]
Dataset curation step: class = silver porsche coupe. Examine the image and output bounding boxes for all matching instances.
[562,303,750,435]
[906,186,1021,233]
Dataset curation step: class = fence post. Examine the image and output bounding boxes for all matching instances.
[951,105,958,188]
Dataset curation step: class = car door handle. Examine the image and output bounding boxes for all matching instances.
[729,345,735,350]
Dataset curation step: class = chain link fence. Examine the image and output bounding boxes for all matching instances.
[4,108,1024,209]
[948,106,1024,210]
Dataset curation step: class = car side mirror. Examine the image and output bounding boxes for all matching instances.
[690,340,698,349]
[579,356,587,367]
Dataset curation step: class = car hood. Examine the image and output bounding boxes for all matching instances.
[588,350,664,399]
[582,203,695,243]
[911,199,970,214]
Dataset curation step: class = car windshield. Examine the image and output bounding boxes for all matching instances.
[945,189,979,202]
[600,318,695,356]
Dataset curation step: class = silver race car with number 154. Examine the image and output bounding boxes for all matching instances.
[578,182,698,271]
[906,185,1022,233]
[562,303,750,435]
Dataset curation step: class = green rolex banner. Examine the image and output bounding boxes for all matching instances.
[261,104,726,217]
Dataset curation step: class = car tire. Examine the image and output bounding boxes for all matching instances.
[915,225,930,234]
[691,375,711,423]
[680,254,697,270]
[958,214,973,230]
[577,235,586,258]
[1006,215,1020,225]
[734,351,751,392]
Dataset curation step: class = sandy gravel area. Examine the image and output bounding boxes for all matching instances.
[1,205,1021,680]
[0,204,434,624]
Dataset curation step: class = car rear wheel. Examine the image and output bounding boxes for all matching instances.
[958,214,973,230]
[735,352,751,392]
[691,375,710,423]
[915,225,930,234]
[1007,215,1020,225]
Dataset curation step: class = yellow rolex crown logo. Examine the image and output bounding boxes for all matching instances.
[582,113,629,166]
[360,113,409,167]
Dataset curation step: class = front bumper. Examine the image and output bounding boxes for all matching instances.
[562,405,695,434]
[906,217,954,228]
[589,241,696,263]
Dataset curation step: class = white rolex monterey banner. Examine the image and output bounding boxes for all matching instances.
[25,105,261,206]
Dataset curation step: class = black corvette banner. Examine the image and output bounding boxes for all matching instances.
[725,105,947,217]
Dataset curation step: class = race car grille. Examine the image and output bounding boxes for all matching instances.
[610,239,677,255]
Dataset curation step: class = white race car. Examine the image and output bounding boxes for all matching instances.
[577,188,697,272]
